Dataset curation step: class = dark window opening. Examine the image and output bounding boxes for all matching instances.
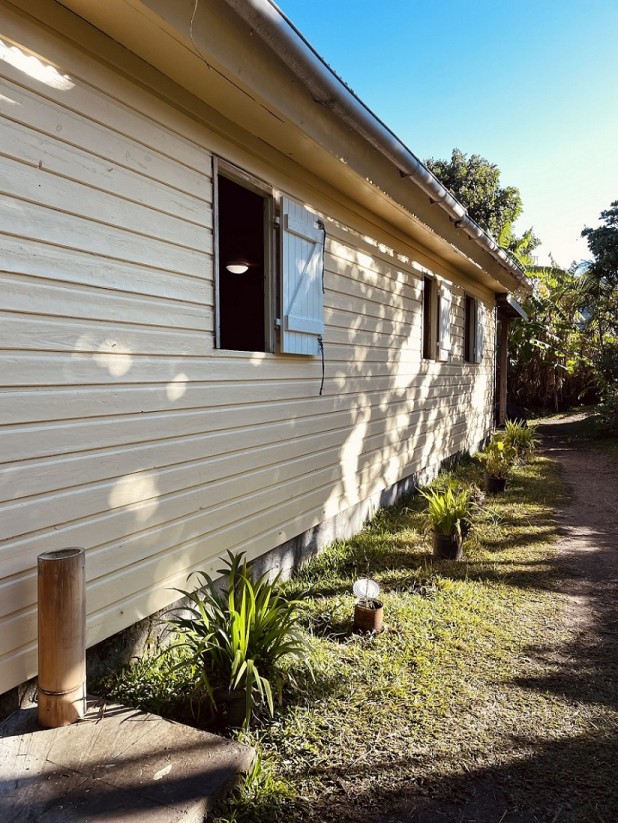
[422,276,433,359]
[464,295,475,362]
[217,174,267,352]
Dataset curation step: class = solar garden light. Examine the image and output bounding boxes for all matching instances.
[352,577,384,634]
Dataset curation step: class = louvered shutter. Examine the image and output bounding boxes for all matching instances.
[281,197,325,355]
[475,300,484,363]
[437,282,452,361]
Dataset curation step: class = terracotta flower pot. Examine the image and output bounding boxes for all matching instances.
[432,530,462,561]
[353,600,384,634]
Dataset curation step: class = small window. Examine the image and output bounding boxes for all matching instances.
[215,160,324,356]
[422,276,434,359]
[464,295,476,362]
[464,295,484,363]
[424,276,451,361]
[216,167,273,353]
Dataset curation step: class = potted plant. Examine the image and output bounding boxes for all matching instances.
[484,437,517,493]
[502,418,540,463]
[167,551,311,728]
[420,485,472,560]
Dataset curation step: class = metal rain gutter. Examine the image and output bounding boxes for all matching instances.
[219,0,529,292]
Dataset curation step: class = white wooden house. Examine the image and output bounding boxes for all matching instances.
[0,0,529,702]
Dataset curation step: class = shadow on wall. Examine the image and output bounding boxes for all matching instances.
[1,202,493,697]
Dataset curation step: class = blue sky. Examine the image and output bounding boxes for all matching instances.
[276,0,618,268]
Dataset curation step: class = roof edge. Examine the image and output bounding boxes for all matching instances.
[221,0,531,294]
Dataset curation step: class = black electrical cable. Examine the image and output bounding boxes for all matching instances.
[318,335,325,396]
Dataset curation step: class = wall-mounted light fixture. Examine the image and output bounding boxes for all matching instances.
[225,260,249,274]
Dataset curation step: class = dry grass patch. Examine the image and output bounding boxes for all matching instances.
[99,451,618,822]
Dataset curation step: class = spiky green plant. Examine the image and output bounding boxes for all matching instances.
[168,551,311,728]
[420,485,473,539]
[502,419,541,462]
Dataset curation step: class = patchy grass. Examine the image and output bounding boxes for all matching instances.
[98,450,618,822]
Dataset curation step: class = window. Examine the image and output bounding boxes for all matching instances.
[464,295,484,363]
[438,282,452,361]
[215,160,324,356]
[422,276,434,359]
[216,165,273,353]
[464,295,476,362]
[423,276,451,361]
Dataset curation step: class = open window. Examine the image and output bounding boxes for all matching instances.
[215,163,273,353]
[423,276,451,361]
[422,276,434,359]
[464,295,484,363]
[215,159,324,356]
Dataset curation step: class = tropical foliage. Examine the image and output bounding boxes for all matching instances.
[425,148,540,264]
[507,264,598,411]
[597,386,618,436]
[501,419,540,463]
[508,200,618,412]
[428,147,616,415]
[420,485,472,538]
[168,551,311,728]
[484,437,517,479]
[578,201,618,387]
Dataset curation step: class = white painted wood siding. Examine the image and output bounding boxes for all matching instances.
[0,5,496,696]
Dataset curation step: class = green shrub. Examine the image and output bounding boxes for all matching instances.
[168,551,311,728]
[502,419,540,462]
[420,485,473,539]
[484,437,517,479]
[597,386,618,435]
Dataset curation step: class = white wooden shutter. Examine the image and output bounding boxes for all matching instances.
[475,300,485,363]
[281,197,325,355]
[437,282,452,361]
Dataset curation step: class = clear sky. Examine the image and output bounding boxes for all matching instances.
[275,0,618,269]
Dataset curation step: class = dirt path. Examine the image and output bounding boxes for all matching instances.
[376,413,618,823]
[540,412,618,624]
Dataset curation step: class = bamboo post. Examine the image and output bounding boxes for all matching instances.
[37,547,86,727]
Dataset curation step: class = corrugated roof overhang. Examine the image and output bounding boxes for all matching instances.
[497,293,528,321]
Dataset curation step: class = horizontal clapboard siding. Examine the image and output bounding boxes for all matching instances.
[0,6,496,695]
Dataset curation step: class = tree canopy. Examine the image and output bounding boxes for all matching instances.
[425,148,540,266]
[507,200,618,412]
[427,147,615,413]
[581,201,618,289]
[578,202,618,383]
[507,264,598,411]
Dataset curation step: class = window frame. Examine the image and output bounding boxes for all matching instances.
[422,275,435,360]
[423,275,452,361]
[463,294,484,364]
[213,157,276,354]
[464,293,477,363]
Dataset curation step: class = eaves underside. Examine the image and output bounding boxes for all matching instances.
[52,0,524,293]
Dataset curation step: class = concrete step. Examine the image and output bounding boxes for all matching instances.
[0,697,254,822]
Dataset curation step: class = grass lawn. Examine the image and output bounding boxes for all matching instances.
[97,449,618,822]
